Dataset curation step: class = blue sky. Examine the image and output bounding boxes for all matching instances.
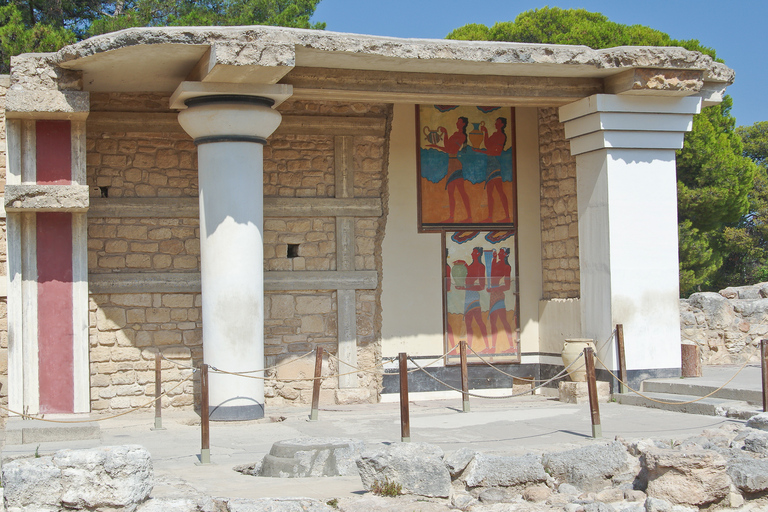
[311,1,766,128]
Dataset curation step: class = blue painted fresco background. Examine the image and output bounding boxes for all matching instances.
[421,147,514,185]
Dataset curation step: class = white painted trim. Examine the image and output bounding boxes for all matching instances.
[71,120,87,185]
[7,213,23,413]
[568,130,685,156]
[21,120,36,183]
[6,119,22,185]
[72,213,90,413]
[563,112,694,139]
[21,212,39,414]
[559,94,702,122]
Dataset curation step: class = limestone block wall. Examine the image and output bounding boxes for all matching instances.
[680,284,768,365]
[0,76,8,410]
[86,95,388,412]
[538,107,579,299]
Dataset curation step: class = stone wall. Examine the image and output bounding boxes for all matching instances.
[86,95,388,412]
[0,76,8,410]
[680,283,768,365]
[537,107,579,299]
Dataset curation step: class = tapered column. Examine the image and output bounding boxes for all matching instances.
[559,94,701,380]
[174,85,291,420]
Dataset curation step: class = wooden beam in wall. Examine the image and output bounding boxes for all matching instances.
[282,67,605,106]
[89,270,378,294]
[88,197,383,218]
[86,112,386,137]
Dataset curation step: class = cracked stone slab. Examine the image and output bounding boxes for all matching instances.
[5,184,90,212]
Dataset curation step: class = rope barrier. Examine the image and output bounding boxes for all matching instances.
[593,345,759,406]
[406,353,583,399]
[162,349,316,374]
[0,374,194,424]
[209,356,397,382]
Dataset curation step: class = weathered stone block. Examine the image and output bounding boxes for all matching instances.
[642,448,729,506]
[558,381,610,404]
[357,443,451,498]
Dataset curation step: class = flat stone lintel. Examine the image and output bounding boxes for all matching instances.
[88,270,378,294]
[5,184,90,212]
[88,197,383,218]
[5,90,89,120]
[605,68,704,96]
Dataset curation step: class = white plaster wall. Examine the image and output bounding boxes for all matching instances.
[538,298,581,355]
[515,108,543,362]
[381,105,543,359]
[381,104,443,357]
[608,149,681,371]
[577,148,681,371]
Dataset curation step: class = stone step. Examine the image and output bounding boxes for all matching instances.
[642,380,763,406]
[4,417,100,445]
[614,391,759,419]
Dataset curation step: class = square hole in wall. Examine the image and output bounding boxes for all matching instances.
[287,244,300,259]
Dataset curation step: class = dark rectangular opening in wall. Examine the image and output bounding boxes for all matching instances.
[287,244,299,259]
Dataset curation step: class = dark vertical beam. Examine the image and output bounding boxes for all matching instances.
[615,324,628,393]
[309,346,324,421]
[460,341,470,413]
[399,352,411,442]
[585,347,602,439]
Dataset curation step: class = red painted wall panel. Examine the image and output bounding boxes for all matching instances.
[36,121,71,185]
[36,213,74,414]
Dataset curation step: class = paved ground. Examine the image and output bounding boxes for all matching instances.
[3,362,763,503]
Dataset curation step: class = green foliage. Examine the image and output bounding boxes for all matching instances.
[448,7,759,295]
[0,4,76,73]
[0,0,324,67]
[447,7,717,60]
[712,121,768,287]
[87,0,325,36]
[371,478,402,497]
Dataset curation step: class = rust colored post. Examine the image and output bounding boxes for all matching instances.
[309,346,324,421]
[152,352,165,430]
[200,363,210,464]
[762,339,768,413]
[616,324,628,394]
[584,347,602,439]
[460,341,470,413]
[399,352,410,442]
[681,344,702,378]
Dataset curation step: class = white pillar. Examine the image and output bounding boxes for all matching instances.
[559,94,702,381]
[176,89,289,420]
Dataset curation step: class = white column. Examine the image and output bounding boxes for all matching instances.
[175,88,289,420]
[559,94,701,379]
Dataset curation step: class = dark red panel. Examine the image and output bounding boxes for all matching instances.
[36,120,71,185]
[37,212,74,413]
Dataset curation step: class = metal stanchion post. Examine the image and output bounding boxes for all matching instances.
[151,352,165,430]
[460,341,470,413]
[309,346,324,421]
[199,363,211,464]
[616,324,628,394]
[399,352,410,442]
[585,347,602,439]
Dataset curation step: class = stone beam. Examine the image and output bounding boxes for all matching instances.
[282,67,604,106]
[88,270,378,293]
[5,90,89,120]
[88,197,383,218]
[604,69,704,96]
[86,112,386,137]
[5,184,90,212]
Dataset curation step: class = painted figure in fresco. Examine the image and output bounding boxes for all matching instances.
[427,117,472,223]
[486,247,515,354]
[474,117,511,223]
[454,247,489,352]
